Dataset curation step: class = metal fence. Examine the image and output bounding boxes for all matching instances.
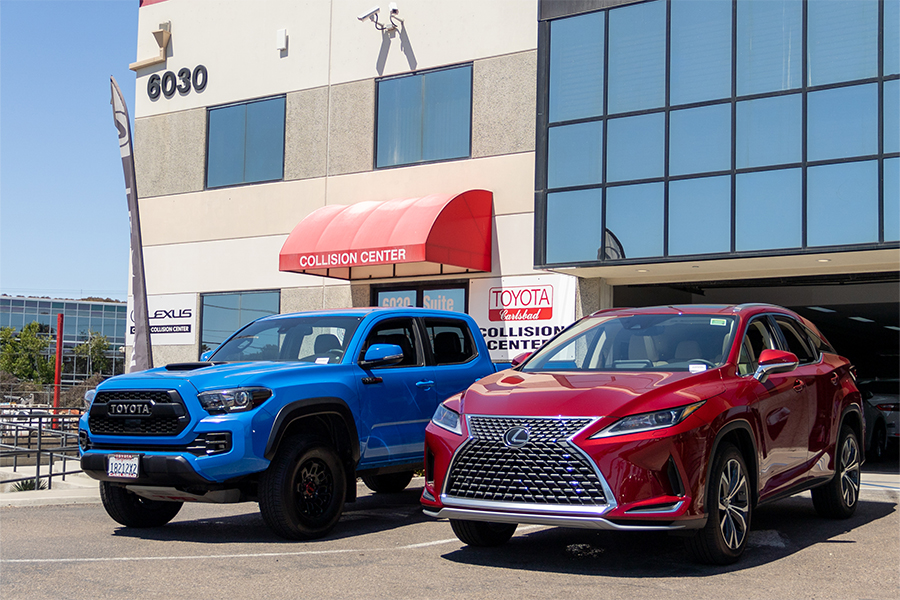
[0,407,83,490]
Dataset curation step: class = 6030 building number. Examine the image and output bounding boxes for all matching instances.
[148,65,208,100]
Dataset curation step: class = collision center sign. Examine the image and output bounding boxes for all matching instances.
[126,293,196,346]
[470,274,576,362]
[294,247,414,269]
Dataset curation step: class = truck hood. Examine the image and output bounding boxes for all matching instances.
[460,368,727,419]
[98,361,331,393]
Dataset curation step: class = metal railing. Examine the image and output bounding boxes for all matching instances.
[0,407,83,491]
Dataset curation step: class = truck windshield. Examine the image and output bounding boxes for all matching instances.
[520,314,737,373]
[210,315,363,363]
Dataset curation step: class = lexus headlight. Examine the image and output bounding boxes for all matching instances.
[432,402,462,435]
[198,387,272,414]
[591,401,705,438]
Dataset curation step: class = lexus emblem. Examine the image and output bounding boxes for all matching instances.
[503,426,530,448]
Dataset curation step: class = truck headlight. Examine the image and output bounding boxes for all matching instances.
[591,401,705,438]
[198,387,272,414]
[432,402,462,435]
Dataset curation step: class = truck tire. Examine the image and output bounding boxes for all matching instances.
[812,425,860,519]
[99,482,183,528]
[259,435,346,540]
[361,471,414,493]
[450,519,517,547]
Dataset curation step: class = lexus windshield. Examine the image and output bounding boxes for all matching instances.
[210,315,363,363]
[520,314,737,373]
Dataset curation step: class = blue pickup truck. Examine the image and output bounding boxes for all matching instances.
[79,308,495,539]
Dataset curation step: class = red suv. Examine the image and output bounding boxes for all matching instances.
[421,304,863,564]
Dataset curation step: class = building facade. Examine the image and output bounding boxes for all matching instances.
[129,0,898,377]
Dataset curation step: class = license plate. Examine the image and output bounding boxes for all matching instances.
[108,454,140,479]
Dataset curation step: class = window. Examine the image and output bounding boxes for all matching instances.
[546,189,604,263]
[207,97,285,188]
[200,291,280,354]
[360,318,421,367]
[735,169,802,251]
[669,104,731,176]
[549,12,605,122]
[670,0,732,105]
[607,0,666,114]
[374,285,467,313]
[424,318,477,365]
[807,84,878,162]
[376,65,472,168]
[807,0,878,86]
[669,176,731,256]
[807,161,879,246]
[736,94,802,169]
[737,318,778,376]
[548,121,602,188]
[736,0,802,96]
[774,317,817,364]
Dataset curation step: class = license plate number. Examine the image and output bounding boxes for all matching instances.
[108,454,140,479]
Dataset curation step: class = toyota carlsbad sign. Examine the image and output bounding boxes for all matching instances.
[470,274,576,362]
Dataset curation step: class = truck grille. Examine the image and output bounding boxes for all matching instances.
[88,390,188,436]
[445,416,608,506]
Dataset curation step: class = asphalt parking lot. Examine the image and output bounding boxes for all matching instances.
[1,472,898,600]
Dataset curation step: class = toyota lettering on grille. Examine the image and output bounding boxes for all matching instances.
[107,401,153,417]
[502,426,530,448]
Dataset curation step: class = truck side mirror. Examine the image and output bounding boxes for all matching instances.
[360,344,405,368]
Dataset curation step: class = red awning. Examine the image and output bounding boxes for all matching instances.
[278,190,492,280]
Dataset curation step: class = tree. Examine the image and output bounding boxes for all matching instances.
[74,331,111,376]
[0,322,54,384]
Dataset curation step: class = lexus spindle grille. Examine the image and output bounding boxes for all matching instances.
[445,416,608,506]
[88,390,188,436]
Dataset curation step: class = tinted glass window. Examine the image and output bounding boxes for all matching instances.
[520,313,737,373]
[736,94,802,168]
[668,176,731,255]
[885,79,900,154]
[735,169,802,251]
[807,161,878,246]
[201,291,280,354]
[606,183,664,259]
[548,121,603,188]
[546,189,603,263]
[549,12,605,122]
[608,0,666,114]
[887,0,900,76]
[807,0,878,86]
[807,84,878,161]
[424,318,477,365]
[360,319,420,367]
[207,97,285,188]
[775,317,817,364]
[669,104,731,176]
[607,113,664,182]
[670,0,732,105]
[376,65,471,168]
[885,158,899,242]
[736,0,802,95]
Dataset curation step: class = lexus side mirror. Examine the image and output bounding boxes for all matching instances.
[360,344,404,368]
[753,349,799,383]
[511,352,532,368]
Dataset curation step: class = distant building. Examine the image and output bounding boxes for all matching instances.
[0,296,127,385]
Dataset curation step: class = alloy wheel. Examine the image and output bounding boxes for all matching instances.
[296,458,334,517]
[717,458,750,550]
[839,435,861,508]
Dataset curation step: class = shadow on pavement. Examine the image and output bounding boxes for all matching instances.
[109,484,428,545]
[439,495,898,576]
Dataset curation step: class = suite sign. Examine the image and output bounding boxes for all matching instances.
[295,247,414,269]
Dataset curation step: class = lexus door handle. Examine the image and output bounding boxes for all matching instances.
[793,379,806,392]
[416,380,435,388]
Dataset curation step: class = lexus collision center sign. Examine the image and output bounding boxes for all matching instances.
[470,274,576,362]
[126,293,196,346]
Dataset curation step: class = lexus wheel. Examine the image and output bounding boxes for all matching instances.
[259,435,346,540]
[686,443,751,565]
[812,425,860,519]
[99,482,183,528]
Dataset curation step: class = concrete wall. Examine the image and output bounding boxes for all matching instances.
[133,109,206,197]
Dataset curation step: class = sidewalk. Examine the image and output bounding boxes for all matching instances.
[1,469,897,509]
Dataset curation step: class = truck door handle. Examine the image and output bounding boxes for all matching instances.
[793,379,805,392]
[416,380,435,388]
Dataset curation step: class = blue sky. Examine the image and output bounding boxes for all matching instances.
[1,0,139,301]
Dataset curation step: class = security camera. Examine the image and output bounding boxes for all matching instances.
[358,6,380,21]
[389,2,399,14]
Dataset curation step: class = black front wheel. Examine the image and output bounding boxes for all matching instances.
[685,443,752,565]
[99,482,183,528]
[259,436,346,540]
[450,519,517,547]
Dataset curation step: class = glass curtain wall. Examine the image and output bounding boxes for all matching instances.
[541,0,900,266]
